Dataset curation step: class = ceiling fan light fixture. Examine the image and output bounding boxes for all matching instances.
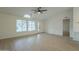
[37,12,41,14]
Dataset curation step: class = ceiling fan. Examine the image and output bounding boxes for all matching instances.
[32,7,47,14]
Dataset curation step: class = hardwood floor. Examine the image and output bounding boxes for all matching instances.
[0,33,79,51]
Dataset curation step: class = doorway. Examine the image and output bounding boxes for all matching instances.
[63,19,70,37]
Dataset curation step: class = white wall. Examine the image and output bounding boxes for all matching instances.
[45,8,73,37]
[73,7,79,41]
[0,19,1,31]
[0,13,45,39]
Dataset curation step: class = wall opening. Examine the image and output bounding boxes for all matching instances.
[63,19,70,37]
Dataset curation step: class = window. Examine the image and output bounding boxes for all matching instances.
[28,21,35,31]
[22,20,27,31]
[16,20,36,32]
[16,20,23,32]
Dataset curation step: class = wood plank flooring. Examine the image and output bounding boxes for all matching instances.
[0,33,79,51]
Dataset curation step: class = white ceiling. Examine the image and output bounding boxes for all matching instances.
[0,7,72,20]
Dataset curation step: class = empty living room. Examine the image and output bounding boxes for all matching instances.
[0,7,79,51]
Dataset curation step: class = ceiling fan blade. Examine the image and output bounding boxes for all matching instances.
[38,7,42,10]
[32,9,38,13]
[41,9,47,11]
